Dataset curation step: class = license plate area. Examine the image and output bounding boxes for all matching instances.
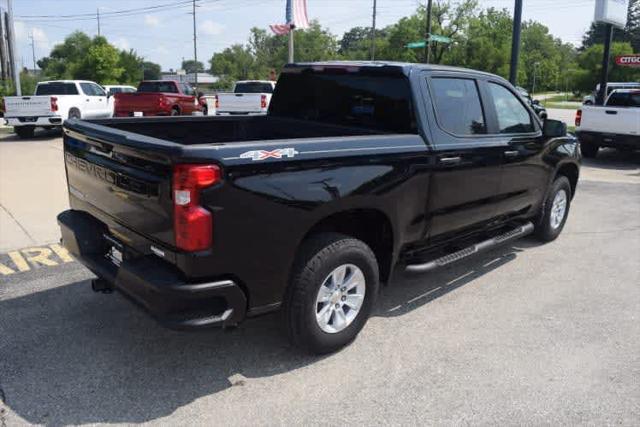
[103,233,125,267]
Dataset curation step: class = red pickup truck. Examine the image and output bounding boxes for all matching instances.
[114,80,203,117]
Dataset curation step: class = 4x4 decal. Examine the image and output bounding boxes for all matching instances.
[240,148,299,161]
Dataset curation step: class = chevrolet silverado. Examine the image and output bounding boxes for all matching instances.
[58,62,580,354]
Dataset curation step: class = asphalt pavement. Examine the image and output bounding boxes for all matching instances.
[0,132,639,425]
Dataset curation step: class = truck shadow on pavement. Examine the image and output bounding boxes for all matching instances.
[0,128,62,142]
[0,241,533,424]
[582,148,640,171]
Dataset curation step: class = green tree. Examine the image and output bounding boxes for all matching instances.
[142,61,162,80]
[73,37,124,84]
[37,31,92,79]
[119,49,144,84]
[181,59,205,73]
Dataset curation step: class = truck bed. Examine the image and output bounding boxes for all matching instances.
[89,114,382,145]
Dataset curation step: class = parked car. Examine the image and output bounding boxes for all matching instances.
[576,89,640,158]
[113,80,202,117]
[583,82,640,105]
[516,86,547,119]
[3,80,112,138]
[58,62,580,354]
[103,85,137,96]
[216,80,276,115]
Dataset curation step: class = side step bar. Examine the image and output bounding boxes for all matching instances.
[405,222,534,273]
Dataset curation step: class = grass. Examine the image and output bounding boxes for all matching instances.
[545,102,581,110]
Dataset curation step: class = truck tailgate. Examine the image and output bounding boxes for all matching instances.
[217,93,264,113]
[115,93,163,114]
[63,121,179,248]
[4,96,52,117]
[579,106,640,135]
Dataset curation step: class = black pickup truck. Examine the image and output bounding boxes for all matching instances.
[58,62,580,354]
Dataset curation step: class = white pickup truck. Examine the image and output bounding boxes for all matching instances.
[215,80,276,115]
[576,89,640,158]
[3,80,113,138]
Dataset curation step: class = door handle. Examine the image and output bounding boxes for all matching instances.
[504,150,519,158]
[439,156,462,165]
[605,110,618,115]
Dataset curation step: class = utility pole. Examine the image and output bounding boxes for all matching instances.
[0,10,7,82]
[29,32,36,71]
[370,0,377,61]
[509,0,523,85]
[425,0,433,63]
[7,0,19,95]
[288,28,294,63]
[192,0,198,89]
[596,24,614,105]
[97,8,101,36]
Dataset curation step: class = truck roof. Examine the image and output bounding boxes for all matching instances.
[37,80,97,84]
[287,61,505,81]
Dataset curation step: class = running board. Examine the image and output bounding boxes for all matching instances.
[405,222,534,273]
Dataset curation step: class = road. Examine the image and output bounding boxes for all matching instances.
[1,132,639,425]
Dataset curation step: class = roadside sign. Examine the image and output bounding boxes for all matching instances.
[406,41,426,48]
[177,69,186,76]
[595,0,629,28]
[429,34,451,43]
[406,34,452,49]
[615,54,640,67]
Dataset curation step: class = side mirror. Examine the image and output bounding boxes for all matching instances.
[197,91,204,99]
[532,99,540,106]
[543,119,566,138]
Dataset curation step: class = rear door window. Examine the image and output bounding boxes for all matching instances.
[35,83,79,95]
[80,83,97,96]
[429,77,486,135]
[488,83,535,134]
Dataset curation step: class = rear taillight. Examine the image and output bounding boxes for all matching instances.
[575,109,582,127]
[260,94,267,109]
[214,95,219,109]
[172,164,221,252]
[50,96,58,112]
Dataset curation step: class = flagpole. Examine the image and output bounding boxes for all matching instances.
[288,27,294,63]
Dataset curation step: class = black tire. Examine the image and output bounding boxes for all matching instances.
[580,141,599,158]
[202,106,208,116]
[170,107,180,116]
[283,233,379,354]
[14,126,35,139]
[68,108,81,120]
[534,176,572,242]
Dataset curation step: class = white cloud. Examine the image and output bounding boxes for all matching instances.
[154,45,169,55]
[32,28,50,49]
[200,20,224,36]
[113,37,130,51]
[13,21,27,41]
[144,15,161,28]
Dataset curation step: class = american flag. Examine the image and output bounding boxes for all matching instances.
[270,0,309,35]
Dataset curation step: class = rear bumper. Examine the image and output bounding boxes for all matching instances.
[5,116,62,126]
[57,209,247,329]
[576,130,640,149]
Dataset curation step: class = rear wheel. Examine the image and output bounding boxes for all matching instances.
[580,141,599,158]
[535,176,572,242]
[283,233,379,354]
[171,107,180,116]
[14,126,35,139]
[202,106,208,116]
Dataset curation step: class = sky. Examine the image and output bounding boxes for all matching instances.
[5,0,597,72]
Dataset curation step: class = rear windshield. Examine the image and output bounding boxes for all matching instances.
[234,82,274,93]
[35,83,79,95]
[269,70,417,133]
[137,81,178,93]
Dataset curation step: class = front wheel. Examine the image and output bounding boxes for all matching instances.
[283,233,379,354]
[534,176,572,242]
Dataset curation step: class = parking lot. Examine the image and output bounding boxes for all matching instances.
[1,130,639,425]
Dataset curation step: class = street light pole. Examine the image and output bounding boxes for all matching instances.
[532,62,539,97]
[509,0,523,85]
[425,0,433,64]
[370,0,377,61]
[192,0,198,90]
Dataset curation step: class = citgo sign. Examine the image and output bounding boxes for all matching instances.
[615,55,640,67]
